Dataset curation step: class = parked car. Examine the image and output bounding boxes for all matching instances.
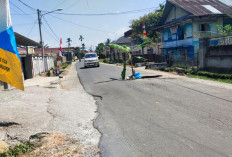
[84,53,100,68]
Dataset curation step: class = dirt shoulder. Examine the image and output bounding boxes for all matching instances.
[0,62,100,156]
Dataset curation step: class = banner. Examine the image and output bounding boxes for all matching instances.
[0,0,24,90]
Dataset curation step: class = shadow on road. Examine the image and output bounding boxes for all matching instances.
[141,75,162,79]
[94,78,119,84]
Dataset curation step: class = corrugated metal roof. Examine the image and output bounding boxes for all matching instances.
[113,36,131,44]
[15,32,41,47]
[168,0,231,16]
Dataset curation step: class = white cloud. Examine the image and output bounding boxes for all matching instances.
[108,26,129,41]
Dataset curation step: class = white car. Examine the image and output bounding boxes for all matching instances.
[84,53,100,68]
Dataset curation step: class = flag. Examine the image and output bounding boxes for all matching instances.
[58,38,63,57]
[0,0,24,91]
[143,24,147,36]
[60,38,62,45]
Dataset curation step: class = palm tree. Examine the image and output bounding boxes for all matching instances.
[79,35,84,46]
[105,38,111,46]
[66,38,72,52]
[82,43,85,50]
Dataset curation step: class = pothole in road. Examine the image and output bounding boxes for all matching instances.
[92,95,102,101]
[0,122,20,127]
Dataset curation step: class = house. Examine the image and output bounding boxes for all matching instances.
[15,32,42,80]
[124,30,164,63]
[155,0,232,67]
[110,36,132,62]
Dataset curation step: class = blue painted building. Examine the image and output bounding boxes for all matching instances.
[156,0,232,65]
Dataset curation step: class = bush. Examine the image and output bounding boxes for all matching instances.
[187,70,232,79]
[103,58,110,63]
[132,56,147,64]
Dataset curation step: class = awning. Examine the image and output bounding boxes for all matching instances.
[15,32,41,47]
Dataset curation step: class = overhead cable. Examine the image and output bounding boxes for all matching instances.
[52,4,165,16]
[43,17,60,40]
[48,14,112,33]
[27,20,38,37]
[18,0,37,11]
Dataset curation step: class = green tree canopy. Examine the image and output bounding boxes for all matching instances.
[82,43,85,50]
[105,38,111,46]
[95,43,105,55]
[66,38,72,48]
[130,4,164,44]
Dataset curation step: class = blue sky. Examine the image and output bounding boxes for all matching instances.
[10,0,164,49]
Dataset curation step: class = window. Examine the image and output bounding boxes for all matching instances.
[177,27,185,40]
[85,53,97,58]
[200,24,211,32]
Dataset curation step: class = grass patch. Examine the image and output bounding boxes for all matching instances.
[0,142,35,157]
[99,58,110,63]
[187,75,232,84]
[99,59,104,63]
[60,62,71,69]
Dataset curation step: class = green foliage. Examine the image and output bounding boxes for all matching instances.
[81,43,85,50]
[121,62,126,80]
[74,49,85,58]
[95,43,105,55]
[130,4,164,44]
[217,24,232,36]
[66,38,72,48]
[0,142,34,157]
[187,70,232,79]
[187,75,232,84]
[164,64,187,72]
[105,38,111,46]
[132,56,146,64]
[60,62,71,69]
[103,58,110,63]
[47,70,51,77]
[79,35,84,42]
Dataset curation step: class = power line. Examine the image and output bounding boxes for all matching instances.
[11,13,37,15]
[13,22,37,26]
[10,2,32,15]
[42,17,59,40]
[18,0,37,11]
[27,20,38,37]
[48,14,112,33]
[42,24,59,43]
[66,0,81,10]
[52,5,164,16]
[51,0,67,10]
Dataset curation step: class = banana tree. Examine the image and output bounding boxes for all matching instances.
[109,44,135,79]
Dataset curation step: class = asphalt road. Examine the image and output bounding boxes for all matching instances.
[76,62,232,157]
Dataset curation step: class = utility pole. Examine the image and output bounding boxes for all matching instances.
[37,9,45,70]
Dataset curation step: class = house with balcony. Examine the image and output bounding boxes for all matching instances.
[155,0,232,66]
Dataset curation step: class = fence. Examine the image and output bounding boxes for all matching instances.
[165,52,199,68]
[32,56,55,76]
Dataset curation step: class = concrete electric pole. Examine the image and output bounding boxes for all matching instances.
[37,8,63,71]
[37,9,45,69]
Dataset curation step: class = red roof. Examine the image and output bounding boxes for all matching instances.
[34,48,59,55]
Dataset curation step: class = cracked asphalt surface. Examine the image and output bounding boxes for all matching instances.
[76,62,232,157]
[0,63,100,156]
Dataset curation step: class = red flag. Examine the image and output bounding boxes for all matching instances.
[60,38,62,45]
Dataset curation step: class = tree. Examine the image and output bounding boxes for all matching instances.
[44,44,49,48]
[217,24,232,36]
[82,43,85,50]
[95,43,105,55]
[130,4,164,44]
[66,38,72,48]
[79,35,84,45]
[105,38,111,46]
